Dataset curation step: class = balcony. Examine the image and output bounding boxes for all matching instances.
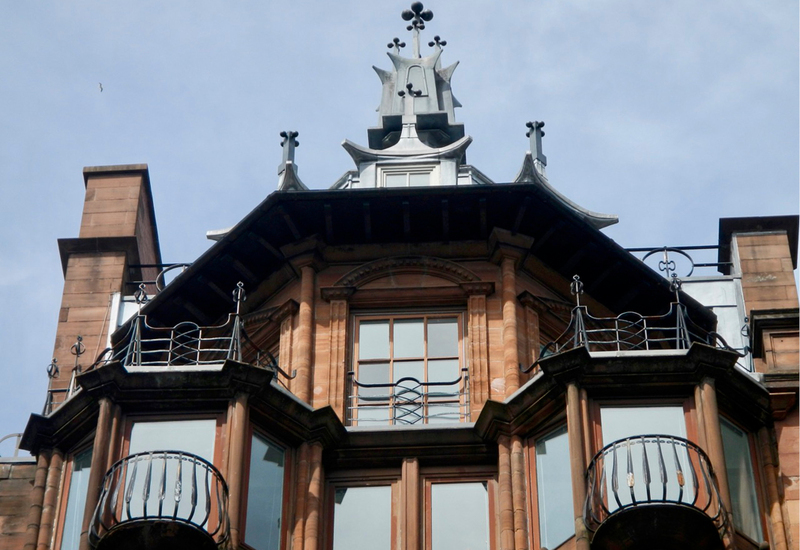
[89,451,229,550]
[523,276,745,378]
[346,368,470,425]
[584,435,726,550]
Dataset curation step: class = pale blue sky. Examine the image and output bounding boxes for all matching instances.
[0,1,797,448]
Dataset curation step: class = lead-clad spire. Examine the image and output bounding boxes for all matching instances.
[367,2,464,150]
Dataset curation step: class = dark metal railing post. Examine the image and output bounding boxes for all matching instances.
[229,282,246,362]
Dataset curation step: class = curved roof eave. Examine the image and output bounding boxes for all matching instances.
[514,152,618,230]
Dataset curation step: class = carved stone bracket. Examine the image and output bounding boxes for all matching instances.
[320,287,356,302]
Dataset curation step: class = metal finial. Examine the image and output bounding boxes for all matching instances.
[401,2,433,58]
[398,82,422,98]
[570,275,584,306]
[387,37,406,54]
[134,283,148,306]
[428,35,446,49]
[71,335,85,374]
[525,121,547,166]
[278,131,300,175]
[657,247,677,279]
[232,282,246,314]
[47,358,59,379]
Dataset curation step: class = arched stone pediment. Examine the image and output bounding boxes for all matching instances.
[321,256,493,307]
[333,256,480,289]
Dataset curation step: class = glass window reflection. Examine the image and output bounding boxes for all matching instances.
[431,482,489,549]
[245,432,285,550]
[535,426,573,549]
[333,485,392,550]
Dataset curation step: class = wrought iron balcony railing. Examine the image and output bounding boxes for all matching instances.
[523,275,744,373]
[347,367,470,425]
[89,451,230,549]
[89,283,295,381]
[101,314,246,368]
[584,435,726,535]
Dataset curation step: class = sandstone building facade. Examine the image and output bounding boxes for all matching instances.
[1,4,798,550]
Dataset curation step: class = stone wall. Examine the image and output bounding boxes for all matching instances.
[0,460,36,550]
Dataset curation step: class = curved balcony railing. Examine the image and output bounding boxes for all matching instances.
[346,368,470,425]
[89,451,230,548]
[584,435,726,535]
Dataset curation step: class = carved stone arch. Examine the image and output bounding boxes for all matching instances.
[332,255,481,289]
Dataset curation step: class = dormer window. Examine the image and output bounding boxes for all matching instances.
[381,166,435,188]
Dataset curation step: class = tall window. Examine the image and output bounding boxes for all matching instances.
[352,315,465,425]
[532,426,573,549]
[244,431,286,550]
[720,418,763,542]
[59,446,93,550]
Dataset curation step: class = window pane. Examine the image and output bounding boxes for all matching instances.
[427,359,460,395]
[333,486,392,550]
[536,427,573,549]
[408,172,430,186]
[60,447,93,550]
[245,432,285,550]
[359,321,390,359]
[720,418,763,542]
[427,318,458,357]
[129,419,216,460]
[394,360,424,385]
[426,402,461,424]
[393,319,424,358]
[431,482,489,549]
[358,363,390,398]
[384,174,406,188]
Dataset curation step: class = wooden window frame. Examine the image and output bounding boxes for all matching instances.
[351,312,467,426]
[239,426,293,550]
